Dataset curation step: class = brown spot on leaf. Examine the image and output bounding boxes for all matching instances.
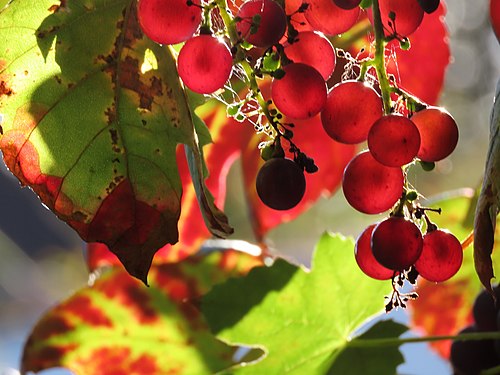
[63,295,114,327]
[22,344,78,374]
[0,81,13,96]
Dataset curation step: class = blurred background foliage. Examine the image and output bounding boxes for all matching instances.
[0,0,499,374]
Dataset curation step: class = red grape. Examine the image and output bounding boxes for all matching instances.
[376,0,424,37]
[417,0,440,14]
[355,224,394,280]
[137,0,201,45]
[256,157,306,210]
[236,0,287,48]
[410,107,459,162]
[333,0,362,10]
[414,229,463,282]
[371,216,423,271]
[491,0,500,43]
[177,35,233,94]
[304,0,360,36]
[367,114,421,167]
[271,63,327,119]
[342,151,404,214]
[321,81,383,144]
[284,31,336,80]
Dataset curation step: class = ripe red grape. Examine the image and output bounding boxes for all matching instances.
[342,151,404,214]
[271,63,327,119]
[321,81,383,144]
[376,0,424,37]
[417,0,440,14]
[256,157,306,210]
[304,0,360,36]
[177,35,233,94]
[367,114,421,167]
[414,229,463,282]
[137,0,201,45]
[491,0,500,43]
[284,31,336,80]
[355,224,394,280]
[236,0,287,48]
[333,0,362,10]
[410,107,459,162]
[472,286,500,332]
[371,216,423,271]
[450,325,499,375]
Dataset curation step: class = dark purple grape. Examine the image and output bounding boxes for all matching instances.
[138,0,201,45]
[371,216,423,271]
[256,157,306,210]
[321,81,383,144]
[450,325,499,375]
[355,224,394,280]
[342,151,404,214]
[417,0,440,14]
[271,63,327,119]
[236,0,287,48]
[473,286,500,332]
[304,0,360,36]
[333,0,362,10]
[177,35,233,94]
[284,31,336,80]
[367,115,421,167]
[410,107,459,162]
[414,229,463,282]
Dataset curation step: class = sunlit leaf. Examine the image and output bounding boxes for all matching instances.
[202,233,394,373]
[22,249,262,375]
[0,0,231,282]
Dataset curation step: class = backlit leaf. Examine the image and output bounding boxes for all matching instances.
[22,249,262,375]
[202,233,394,373]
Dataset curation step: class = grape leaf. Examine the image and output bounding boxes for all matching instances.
[474,79,500,293]
[22,249,261,375]
[0,0,231,283]
[202,233,394,373]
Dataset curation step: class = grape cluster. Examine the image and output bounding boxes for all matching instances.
[450,287,500,374]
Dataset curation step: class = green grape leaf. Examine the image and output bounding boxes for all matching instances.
[22,249,262,375]
[202,233,394,374]
[474,79,500,293]
[327,320,408,375]
[0,0,231,283]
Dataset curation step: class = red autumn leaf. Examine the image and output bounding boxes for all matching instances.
[22,249,262,375]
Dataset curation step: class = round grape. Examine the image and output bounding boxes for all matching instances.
[304,0,360,36]
[177,35,233,94]
[355,224,394,280]
[410,107,459,162]
[371,216,423,271]
[236,0,287,48]
[333,0,362,10]
[271,63,327,119]
[450,325,499,375]
[256,157,306,210]
[414,229,463,282]
[284,31,336,80]
[367,114,421,167]
[321,81,383,144]
[137,0,201,45]
[376,0,424,37]
[473,286,500,332]
[342,151,404,214]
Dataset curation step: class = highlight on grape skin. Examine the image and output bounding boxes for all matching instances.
[177,35,233,95]
[137,0,202,45]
